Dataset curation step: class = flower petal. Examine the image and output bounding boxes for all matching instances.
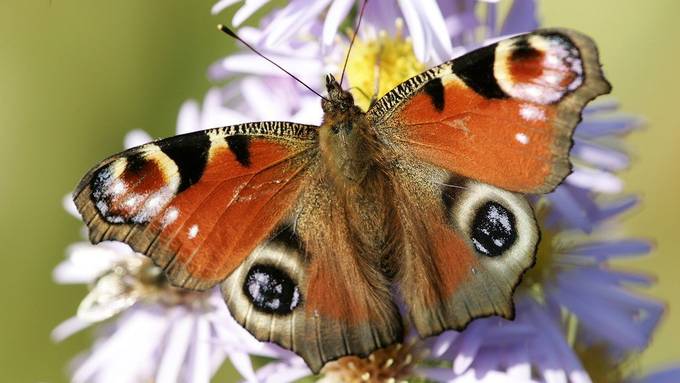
[322,0,354,48]
[156,309,194,383]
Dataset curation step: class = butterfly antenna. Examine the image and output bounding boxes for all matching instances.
[339,0,369,85]
[218,24,328,101]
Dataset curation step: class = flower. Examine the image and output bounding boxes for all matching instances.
[56,0,678,382]
[53,237,251,383]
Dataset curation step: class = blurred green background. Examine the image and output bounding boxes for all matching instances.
[0,1,678,381]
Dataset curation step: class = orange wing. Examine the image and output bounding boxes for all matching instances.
[74,121,317,290]
[369,29,611,193]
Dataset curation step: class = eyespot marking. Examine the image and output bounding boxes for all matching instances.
[471,201,517,257]
[243,264,301,314]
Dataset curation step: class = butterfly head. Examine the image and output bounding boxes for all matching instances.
[322,74,359,117]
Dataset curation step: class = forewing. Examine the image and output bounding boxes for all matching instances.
[74,121,317,290]
[369,29,611,193]
[220,175,403,373]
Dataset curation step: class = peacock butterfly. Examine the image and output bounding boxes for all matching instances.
[73,25,610,372]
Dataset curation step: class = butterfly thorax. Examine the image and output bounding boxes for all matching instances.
[319,74,378,188]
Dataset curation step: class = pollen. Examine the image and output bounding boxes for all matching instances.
[344,19,426,111]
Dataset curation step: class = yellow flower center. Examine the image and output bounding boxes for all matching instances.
[344,20,426,111]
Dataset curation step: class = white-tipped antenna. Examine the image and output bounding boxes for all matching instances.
[339,0,369,86]
[218,24,329,101]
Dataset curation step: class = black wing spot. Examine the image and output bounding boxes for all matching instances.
[423,77,445,112]
[471,201,517,257]
[510,38,541,61]
[125,153,147,173]
[451,43,508,99]
[226,135,251,167]
[158,133,210,192]
[244,264,301,315]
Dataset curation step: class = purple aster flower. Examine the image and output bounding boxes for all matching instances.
[56,0,678,382]
[213,0,457,62]
[53,237,257,383]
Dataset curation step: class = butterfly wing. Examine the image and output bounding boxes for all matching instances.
[74,121,317,290]
[369,29,609,335]
[369,28,611,194]
[389,163,539,336]
[220,173,403,373]
[76,121,403,372]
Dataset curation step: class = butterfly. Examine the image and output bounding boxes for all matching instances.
[73,28,610,372]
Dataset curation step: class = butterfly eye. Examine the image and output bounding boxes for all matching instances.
[470,201,517,256]
[243,264,301,314]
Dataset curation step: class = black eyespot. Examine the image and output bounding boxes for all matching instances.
[243,264,301,314]
[471,201,517,257]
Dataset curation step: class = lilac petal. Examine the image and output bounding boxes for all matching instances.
[361,1,402,38]
[54,243,124,284]
[483,323,535,344]
[500,0,538,35]
[262,0,332,48]
[51,316,93,342]
[505,345,531,380]
[256,361,311,383]
[73,310,170,383]
[575,117,642,138]
[547,186,593,232]
[551,273,664,349]
[582,100,620,115]
[526,307,585,383]
[567,267,655,288]
[208,53,322,85]
[211,307,290,359]
[593,195,638,223]
[123,129,152,149]
[176,100,200,135]
[200,87,251,128]
[228,350,257,382]
[211,0,242,15]
[411,0,453,61]
[571,140,629,171]
[567,240,652,260]
[431,330,458,357]
[322,0,353,48]
[452,321,486,374]
[439,0,478,43]
[397,0,426,61]
[156,310,194,383]
[188,315,212,383]
[241,77,290,120]
[63,194,80,218]
[566,167,623,193]
[291,97,324,125]
[233,0,271,27]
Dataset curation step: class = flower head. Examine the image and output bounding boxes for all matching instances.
[55,1,678,382]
